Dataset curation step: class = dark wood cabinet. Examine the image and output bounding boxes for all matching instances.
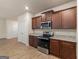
[29,35,38,48]
[32,7,76,29]
[62,7,76,29]
[52,12,62,29]
[32,16,42,29]
[50,39,76,59]
[60,41,76,59]
[50,39,60,57]
[36,16,42,29]
[45,11,53,21]
[32,18,37,29]
[52,7,76,29]
[42,11,53,22]
[41,14,46,22]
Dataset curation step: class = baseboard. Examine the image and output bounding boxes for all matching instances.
[18,41,26,45]
[18,41,29,46]
[18,40,25,44]
[0,38,7,40]
[6,37,18,39]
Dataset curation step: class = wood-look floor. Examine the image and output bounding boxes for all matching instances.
[0,39,60,59]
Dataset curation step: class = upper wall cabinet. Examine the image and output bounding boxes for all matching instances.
[52,11,62,29]
[32,16,42,29]
[41,14,46,22]
[61,7,76,29]
[32,18,37,29]
[42,10,53,22]
[45,11,53,21]
[36,16,42,29]
[32,7,76,29]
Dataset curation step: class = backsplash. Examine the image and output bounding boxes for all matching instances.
[53,29,76,37]
[31,29,76,37]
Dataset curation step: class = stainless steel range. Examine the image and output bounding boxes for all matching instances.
[37,32,52,54]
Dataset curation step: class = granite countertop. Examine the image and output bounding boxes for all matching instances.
[29,33,76,42]
[50,35,76,42]
[29,33,42,36]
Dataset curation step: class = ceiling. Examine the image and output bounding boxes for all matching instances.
[0,0,75,18]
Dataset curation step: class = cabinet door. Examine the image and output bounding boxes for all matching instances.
[41,14,46,22]
[29,36,34,47]
[60,41,76,59]
[46,11,52,21]
[42,11,53,22]
[33,36,38,48]
[29,36,38,48]
[36,16,42,29]
[52,12,62,29]
[62,7,76,29]
[32,18,37,29]
[50,39,60,57]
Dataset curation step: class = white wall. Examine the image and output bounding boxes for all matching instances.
[6,18,18,39]
[34,0,77,17]
[18,12,33,45]
[0,19,6,38]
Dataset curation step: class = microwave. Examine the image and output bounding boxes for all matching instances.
[41,21,52,29]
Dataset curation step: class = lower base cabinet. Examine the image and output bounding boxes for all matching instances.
[29,37,76,59]
[50,39,76,59]
[50,39,60,57]
[29,35,38,48]
[60,41,76,59]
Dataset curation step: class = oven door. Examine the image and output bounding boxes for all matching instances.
[37,38,49,54]
[38,38,49,49]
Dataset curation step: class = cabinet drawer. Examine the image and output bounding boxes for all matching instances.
[50,39,60,45]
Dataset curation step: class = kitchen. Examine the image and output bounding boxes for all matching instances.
[29,2,76,59]
[0,0,77,59]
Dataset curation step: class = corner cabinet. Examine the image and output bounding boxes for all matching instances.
[29,35,38,48]
[50,39,76,59]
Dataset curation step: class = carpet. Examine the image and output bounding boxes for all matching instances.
[0,56,9,59]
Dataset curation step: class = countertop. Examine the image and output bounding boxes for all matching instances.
[29,33,76,42]
[29,33,42,36]
[50,35,76,42]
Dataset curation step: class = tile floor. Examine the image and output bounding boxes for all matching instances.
[0,39,60,59]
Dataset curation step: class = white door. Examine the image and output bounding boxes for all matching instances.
[18,16,26,44]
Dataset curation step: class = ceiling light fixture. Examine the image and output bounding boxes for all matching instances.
[25,6,29,10]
